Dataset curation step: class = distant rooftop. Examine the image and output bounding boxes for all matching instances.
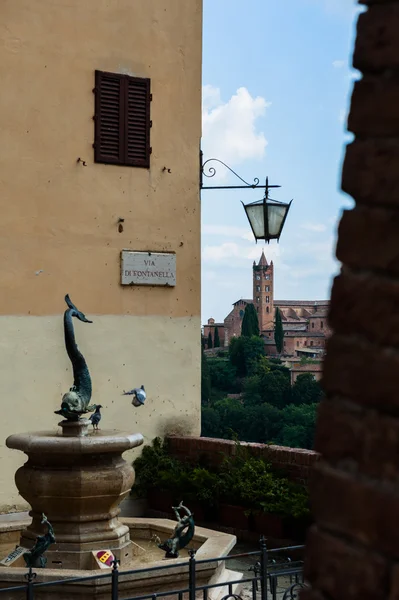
[275,300,329,306]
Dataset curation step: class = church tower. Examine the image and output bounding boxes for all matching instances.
[253,250,274,332]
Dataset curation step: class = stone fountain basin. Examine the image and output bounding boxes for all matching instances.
[0,517,241,600]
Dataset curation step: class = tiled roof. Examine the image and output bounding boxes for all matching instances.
[284,331,325,337]
[233,299,252,305]
[275,300,329,306]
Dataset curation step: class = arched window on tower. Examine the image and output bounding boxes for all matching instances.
[266,296,270,303]
[266,306,269,313]
[265,286,270,292]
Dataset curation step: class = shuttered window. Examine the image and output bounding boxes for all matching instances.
[94,70,151,168]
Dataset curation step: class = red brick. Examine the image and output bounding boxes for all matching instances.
[311,462,399,556]
[354,4,399,71]
[348,76,399,136]
[304,526,389,600]
[316,399,399,482]
[315,400,363,463]
[336,207,399,276]
[323,335,399,411]
[330,271,399,348]
[389,564,399,599]
[342,139,399,208]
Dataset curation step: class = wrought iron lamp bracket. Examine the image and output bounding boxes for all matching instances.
[200,153,281,193]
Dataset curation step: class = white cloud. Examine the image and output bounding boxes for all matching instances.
[202,85,270,176]
[203,242,281,265]
[202,224,253,241]
[300,222,327,233]
[332,60,345,69]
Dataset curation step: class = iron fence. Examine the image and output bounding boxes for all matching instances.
[0,539,308,600]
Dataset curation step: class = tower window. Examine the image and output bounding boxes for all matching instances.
[265,286,270,292]
[256,286,260,292]
[266,296,270,303]
[257,297,260,303]
[321,321,324,329]
[312,322,315,328]
[310,341,314,347]
[265,274,270,280]
[256,275,260,281]
[266,306,269,313]
[296,341,299,347]
[304,340,307,346]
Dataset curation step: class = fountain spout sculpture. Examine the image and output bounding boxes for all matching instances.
[158,502,195,558]
[55,294,95,421]
[23,514,55,569]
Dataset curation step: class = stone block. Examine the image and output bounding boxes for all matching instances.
[348,76,399,136]
[354,4,399,71]
[311,462,399,557]
[342,139,399,207]
[336,207,399,276]
[304,526,389,600]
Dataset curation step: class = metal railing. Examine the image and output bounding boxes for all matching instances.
[0,539,308,600]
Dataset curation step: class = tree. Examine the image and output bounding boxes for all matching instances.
[291,373,323,405]
[207,331,213,349]
[214,327,221,347]
[229,336,265,378]
[201,346,211,405]
[241,304,260,337]
[208,358,239,393]
[201,407,221,438]
[258,369,291,409]
[274,307,284,353]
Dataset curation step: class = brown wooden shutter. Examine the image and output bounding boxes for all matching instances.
[125,76,151,168]
[94,70,151,168]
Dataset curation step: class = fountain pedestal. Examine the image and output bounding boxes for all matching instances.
[6,427,143,569]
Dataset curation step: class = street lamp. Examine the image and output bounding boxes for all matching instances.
[200,154,292,243]
[242,177,292,243]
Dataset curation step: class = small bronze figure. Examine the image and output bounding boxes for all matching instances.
[158,502,195,559]
[23,514,55,568]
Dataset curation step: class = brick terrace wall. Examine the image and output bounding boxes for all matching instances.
[303,2,399,599]
[167,435,319,486]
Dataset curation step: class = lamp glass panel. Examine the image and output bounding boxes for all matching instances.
[267,204,288,237]
[245,204,265,238]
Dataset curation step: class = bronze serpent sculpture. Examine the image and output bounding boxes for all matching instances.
[55,295,95,421]
[23,514,55,568]
[158,502,195,558]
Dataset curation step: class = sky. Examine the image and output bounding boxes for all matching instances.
[201,0,362,323]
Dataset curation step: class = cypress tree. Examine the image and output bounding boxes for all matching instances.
[241,304,260,337]
[201,345,211,405]
[214,326,220,347]
[207,331,213,349]
[274,307,284,353]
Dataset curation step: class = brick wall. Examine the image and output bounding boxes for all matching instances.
[303,1,399,598]
[167,435,319,485]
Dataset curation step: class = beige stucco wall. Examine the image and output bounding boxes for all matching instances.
[0,0,202,510]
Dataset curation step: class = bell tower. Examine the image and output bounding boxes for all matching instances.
[253,250,274,332]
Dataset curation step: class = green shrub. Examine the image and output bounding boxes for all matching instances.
[132,438,310,519]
